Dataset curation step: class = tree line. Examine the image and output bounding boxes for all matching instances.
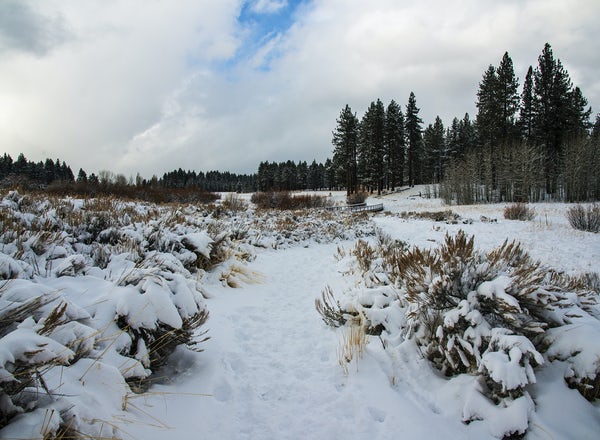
[331,43,600,202]
[0,153,258,194]
[257,160,335,192]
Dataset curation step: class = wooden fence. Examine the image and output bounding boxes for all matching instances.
[326,203,384,213]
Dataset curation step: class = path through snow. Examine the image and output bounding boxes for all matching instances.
[125,243,493,440]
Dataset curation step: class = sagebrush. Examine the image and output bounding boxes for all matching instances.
[566,204,600,232]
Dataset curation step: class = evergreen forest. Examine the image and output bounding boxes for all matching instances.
[331,43,600,202]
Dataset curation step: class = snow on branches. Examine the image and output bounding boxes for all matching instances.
[318,230,600,438]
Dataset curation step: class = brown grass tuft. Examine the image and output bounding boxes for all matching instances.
[504,203,536,221]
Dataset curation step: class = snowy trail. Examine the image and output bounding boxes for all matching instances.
[125,244,492,440]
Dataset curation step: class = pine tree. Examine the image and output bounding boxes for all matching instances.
[297,160,308,190]
[533,43,574,195]
[385,100,405,190]
[77,168,88,183]
[423,116,446,183]
[592,114,600,145]
[495,52,520,141]
[308,160,322,190]
[332,104,359,195]
[567,86,592,137]
[458,113,476,154]
[519,66,535,140]
[476,53,519,192]
[405,92,423,186]
[0,153,13,179]
[43,158,55,184]
[476,65,499,148]
[324,158,335,190]
[358,99,386,194]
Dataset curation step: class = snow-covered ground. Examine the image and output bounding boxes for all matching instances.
[125,244,498,440]
[1,188,599,439]
[124,188,600,440]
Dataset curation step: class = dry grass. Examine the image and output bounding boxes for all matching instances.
[504,203,536,221]
[251,191,331,210]
[221,193,247,212]
[353,240,375,273]
[315,286,346,328]
[337,313,368,375]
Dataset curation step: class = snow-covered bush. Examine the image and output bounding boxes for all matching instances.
[318,230,600,438]
[1,189,375,437]
[399,209,462,223]
[0,191,250,436]
[394,232,551,382]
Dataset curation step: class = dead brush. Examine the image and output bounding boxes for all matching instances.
[275,215,298,233]
[503,203,536,221]
[346,191,368,205]
[337,312,368,375]
[566,204,600,233]
[315,286,346,328]
[221,193,247,212]
[163,209,187,228]
[28,230,66,256]
[353,239,375,273]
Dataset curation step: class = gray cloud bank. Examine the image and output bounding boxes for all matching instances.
[1,0,598,178]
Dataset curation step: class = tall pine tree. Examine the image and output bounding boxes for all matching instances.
[358,99,386,194]
[405,92,423,186]
[423,116,446,183]
[332,105,359,195]
[496,52,520,141]
[519,66,535,140]
[385,100,405,190]
[533,43,575,195]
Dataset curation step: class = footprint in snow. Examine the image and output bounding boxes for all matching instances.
[368,406,387,423]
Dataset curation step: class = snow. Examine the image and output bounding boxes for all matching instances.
[124,245,494,440]
[1,187,600,439]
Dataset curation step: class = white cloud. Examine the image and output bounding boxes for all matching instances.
[0,0,598,178]
[250,0,288,14]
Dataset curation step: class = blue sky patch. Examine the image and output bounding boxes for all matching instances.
[233,0,306,71]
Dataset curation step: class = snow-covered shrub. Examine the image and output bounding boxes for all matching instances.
[566,203,600,233]
[0,299,74,431]
[540,271,600,400]
[399,209,461,223]
[320,230,600,438]
[0,191,264,436]
[393,232,550,388]
[503,203,535,221]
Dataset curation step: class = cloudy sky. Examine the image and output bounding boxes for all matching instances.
[1,0,598,177]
